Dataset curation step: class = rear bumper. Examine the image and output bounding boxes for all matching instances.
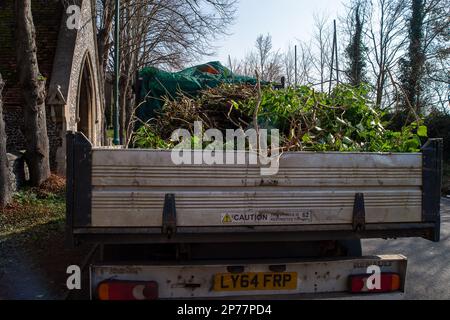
[200,292,405,300]
[73,222,439,246]
[90,255,407,300]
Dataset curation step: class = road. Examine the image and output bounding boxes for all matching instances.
[363,197,450,300]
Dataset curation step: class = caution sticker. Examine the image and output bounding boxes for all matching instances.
[221,212,313,225]
[222,214,233,224]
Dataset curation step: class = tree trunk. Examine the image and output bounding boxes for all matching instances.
[15,0,51,187]
[125,82,134,144]
[97,0,114,80]
[0,73,12,208]
[97,1,114,146]
[375,71,385,107]
[119,78,129,145]
[401,0,426,114]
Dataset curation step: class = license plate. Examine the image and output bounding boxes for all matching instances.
[213,272,298,292]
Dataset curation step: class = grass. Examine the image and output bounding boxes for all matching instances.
[0,175,66,239]
[0,175,95,301]
[106,128,114,139]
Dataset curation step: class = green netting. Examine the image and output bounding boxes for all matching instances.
[137,61,259,123]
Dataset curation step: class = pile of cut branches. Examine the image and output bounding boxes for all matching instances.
[132,83,427,153]
[149,84,256,139]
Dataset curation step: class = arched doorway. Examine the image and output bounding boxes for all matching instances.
[77,54,95,140]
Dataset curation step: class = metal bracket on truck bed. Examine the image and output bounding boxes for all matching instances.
[162,194,177,238]
[352,193,366,233]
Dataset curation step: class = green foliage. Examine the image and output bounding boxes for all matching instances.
[12,189,64,210]
[132,84,427,153]
[0,190,65,238]
[233,84,426,152]
[37,74,47,82]
[132,125,174,149]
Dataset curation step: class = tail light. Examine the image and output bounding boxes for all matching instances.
[97,281,158,300]
[349,273,401,293]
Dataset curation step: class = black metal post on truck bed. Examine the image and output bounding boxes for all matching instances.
[66,132,93,247]
[422,138,444,242]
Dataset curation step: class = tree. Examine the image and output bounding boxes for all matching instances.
[364,0,408,108]
[232,52,256,78]
[283,45,296,87]
[96,0,237,143]
[345,0,367,86]
[400,0,450,113]
[15,0,51,186]
[227,56,243,75]
[296,41,314,85]
[96,0,114,83]
[311,13,332,91]
[0,73,11,208]
[422,0,450,112]
[96,0,114,144]
[255,34,273,81]
[253,34,283,82]
[400,0,426,113]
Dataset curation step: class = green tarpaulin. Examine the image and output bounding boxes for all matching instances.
[137,61,259,123]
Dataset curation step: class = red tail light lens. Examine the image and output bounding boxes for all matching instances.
[97,281,158,300]
[349,273,401,293]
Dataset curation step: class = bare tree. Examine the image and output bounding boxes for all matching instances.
[236,52,258,78]
[0,73,11,208]
[311,13,332,91]
[97,0,237,142]
[96,0,114,142]
[296,41,314,85]
[364,0,408,108]
[265,52,284,83]
[250,34,283,82]
[228,56,244,75]
[239,38,313,87]
[96,0,114,82]
[423,54,450,112]
[255,34,273,81]
[15,0,51,187]
[283,45,296,87]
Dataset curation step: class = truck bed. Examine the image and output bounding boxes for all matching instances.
[66,132,442,245]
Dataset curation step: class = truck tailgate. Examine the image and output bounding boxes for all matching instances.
[90,149,422,227]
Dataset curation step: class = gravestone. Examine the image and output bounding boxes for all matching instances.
[7,152,28,192]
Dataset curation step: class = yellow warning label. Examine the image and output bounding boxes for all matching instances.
[221,212,313,225]
[222,214,233,224]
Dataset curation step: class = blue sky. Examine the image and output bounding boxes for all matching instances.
[205,0,346,65]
